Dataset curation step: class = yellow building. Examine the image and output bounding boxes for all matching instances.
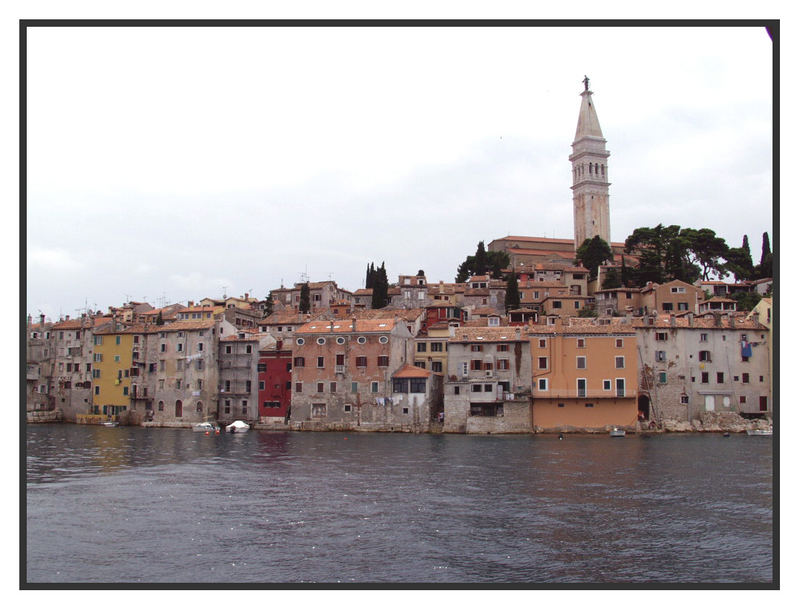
[92,326,139,419]
[414,322,451,375]
[530,318,639,432]
[748,297,773,405]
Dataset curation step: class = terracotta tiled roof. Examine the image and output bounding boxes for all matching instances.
[700,297,737,304]
[177,305,216,313]
[528,320,637,335]
[497,235,575,244]
[94,323,151,335]
[355,308,424,321]
[353,288,373,295]
[450,327,527,342]
[51,318,90,330]
[259,311,320,325]
[633,315,765,330]
[296,319,398,334]
[391,363,432,379]
[156,319,217,332]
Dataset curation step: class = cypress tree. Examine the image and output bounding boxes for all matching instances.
[371,262,389,309]
[299,282,310,314]
[504,272,520,313]
[474,241,489,276]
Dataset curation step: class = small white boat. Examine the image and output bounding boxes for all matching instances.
[225,420,250,433]
[103,421,119,428]
[193,422,220,434]
[746,428,772,436]
[609,427,626,438]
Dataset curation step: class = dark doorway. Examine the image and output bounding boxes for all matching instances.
[637,394,651,421]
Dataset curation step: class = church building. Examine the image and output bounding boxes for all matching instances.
[489,78,624,269]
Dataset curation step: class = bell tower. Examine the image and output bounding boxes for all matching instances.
[570,76,611,251]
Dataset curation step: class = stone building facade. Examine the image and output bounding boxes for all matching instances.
[218,332,275,425]
[289,318,417,431]
[131,319,227,427]
[634,313,771,423]
[49,316,95,421]
[443,327,533,434]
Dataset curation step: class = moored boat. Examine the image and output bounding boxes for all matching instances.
[193,421,220,434]
[746,428,772,436]
[225,420,250,433]
[609,427,626,438]
[102,421,119,428]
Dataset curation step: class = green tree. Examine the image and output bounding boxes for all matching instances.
[156,310,164,326]
[577,305,597,318]
[725,234,755,281]
[620,255,630,288]
[474,241,489,276]
[734,291,761,313]
[299,282,310,314]
[371,262,389,309]
[575,236,613,280]
[680,228,730,281]
[504,272,520,313]
[487,251,510,279]
[625,224,701,285]
[454,244,509,282]
[365,262,377,289]
[264,291,275,317]
[755,232,773,278]
[601,267,622,289]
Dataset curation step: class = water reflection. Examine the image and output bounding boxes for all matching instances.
[26,425,773,583]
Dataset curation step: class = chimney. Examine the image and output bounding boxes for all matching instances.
[188,300,194,307]
[351,317,357,332]
[515,327,521,339]
[752,311,759,325]
[40,313,45,326]
[687,312,694,327]
[625,311,631,325]
[669,314,676,328]
[27,314,32,329]
[65,315,70,321]
[245,293,249,301]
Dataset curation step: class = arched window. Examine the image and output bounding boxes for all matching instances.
[196,401,203,413]
[601,164,605,176]
[158,400,164,411]
[175,400,183,418]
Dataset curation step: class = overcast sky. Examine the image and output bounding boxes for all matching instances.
[25,25,773,320]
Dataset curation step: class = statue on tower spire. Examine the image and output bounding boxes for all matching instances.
[583,75,590,91]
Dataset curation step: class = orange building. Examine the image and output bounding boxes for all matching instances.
[530,318,638,432]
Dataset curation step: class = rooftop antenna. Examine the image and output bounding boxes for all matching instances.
[222,286,228,299]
